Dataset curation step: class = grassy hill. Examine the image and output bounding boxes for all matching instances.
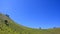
[0,13,60,34]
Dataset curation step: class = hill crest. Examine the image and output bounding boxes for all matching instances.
[0,13,60,34]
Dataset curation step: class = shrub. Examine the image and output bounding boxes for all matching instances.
[4,20,9,26]
[39,27,41,29]
[5,14,9,18]
[53,27,57,29]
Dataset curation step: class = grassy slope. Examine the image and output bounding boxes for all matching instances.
[0,14,60,34]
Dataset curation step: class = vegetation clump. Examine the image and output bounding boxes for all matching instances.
[4,20,9,26]
[5,14,10,18]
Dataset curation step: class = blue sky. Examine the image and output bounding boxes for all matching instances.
[0,0,60,29]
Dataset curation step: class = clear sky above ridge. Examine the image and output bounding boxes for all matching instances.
[0,0,60,29]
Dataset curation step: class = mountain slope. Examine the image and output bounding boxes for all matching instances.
[0,13,60,34]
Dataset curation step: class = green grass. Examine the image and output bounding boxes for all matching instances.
[0,13,60,34]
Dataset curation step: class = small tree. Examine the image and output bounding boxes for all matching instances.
[53,27,56,29]
[39,27,41,29]
[5,14,9,17]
